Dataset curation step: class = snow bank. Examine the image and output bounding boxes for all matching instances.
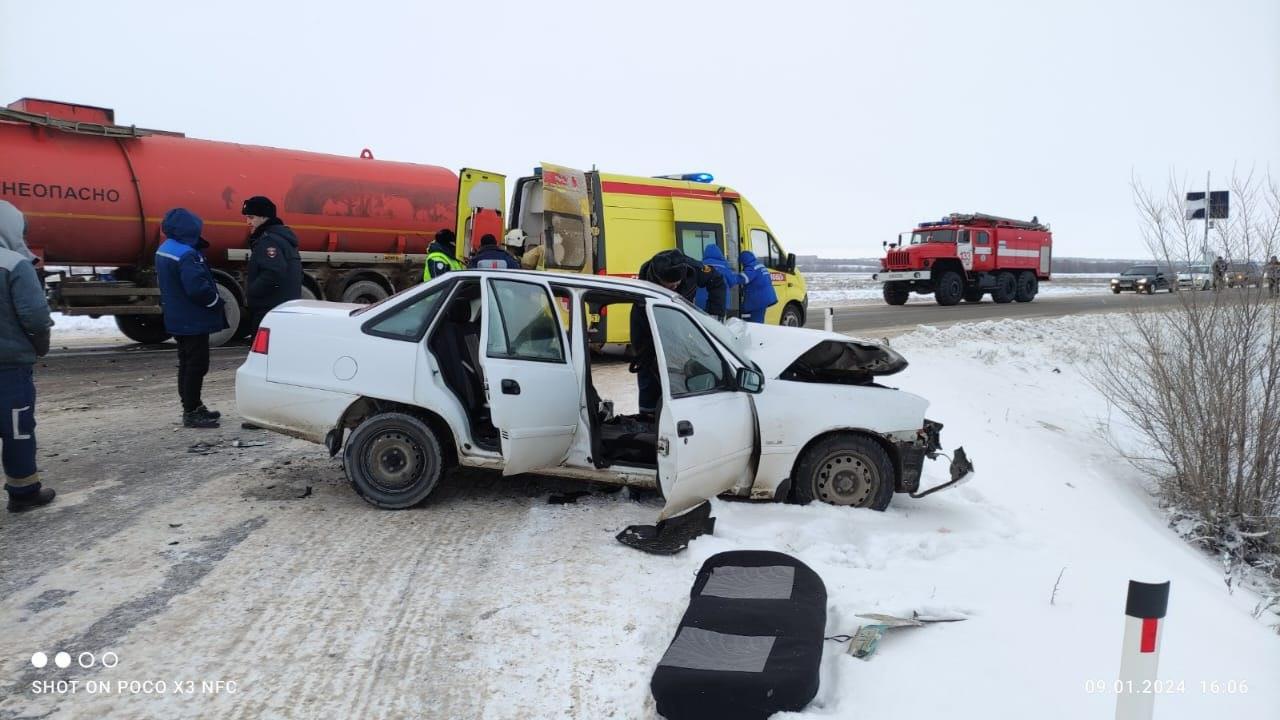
[805,272,1109,306]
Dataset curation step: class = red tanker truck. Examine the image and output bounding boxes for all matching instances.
[0,98,461,345]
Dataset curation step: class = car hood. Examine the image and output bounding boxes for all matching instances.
[727,322,908,381]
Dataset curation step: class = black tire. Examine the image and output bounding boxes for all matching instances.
[779,302,804,327]
[343,412,444,509]
[991,272,1016,303]
[792,433,894,510]
[115,314,171,344]
[1014,271,1038,303]
[934,271,963,306]
[883,283,910,306]
[1112,287,1121,294]
[209,281,242,348]
[341,280,389,305]
[300,285,318,301]
[962,286,984,303]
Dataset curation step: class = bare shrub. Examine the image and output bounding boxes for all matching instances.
[1091,171,1280,607]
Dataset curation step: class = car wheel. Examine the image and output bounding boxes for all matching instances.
[991,272,1016,303]
[343,412,444,509]
[779,302,804,327]
[934,271,963,306]
[883,282,910,306]
[791,434,894,511]
[1014,271,1038,302]
[1112,287,1121,294]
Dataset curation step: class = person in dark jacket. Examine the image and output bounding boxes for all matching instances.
[242,196,303,331]
[0,201,55,512]
[467,233,521,269]
[156,208,228,429]
[694,244,745,311]
[630,249,728,417]
[739,250,778,323]
[424,229,462,280]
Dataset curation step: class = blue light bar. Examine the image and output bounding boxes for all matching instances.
[655,173,715,183]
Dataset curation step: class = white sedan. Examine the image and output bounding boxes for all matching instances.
[235,270,972,519]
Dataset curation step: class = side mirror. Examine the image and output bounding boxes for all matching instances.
[736,366,764,394]
[786,252,796,273]
[882,240,888,249]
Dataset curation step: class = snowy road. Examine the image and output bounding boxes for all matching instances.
[2,315,1276,719]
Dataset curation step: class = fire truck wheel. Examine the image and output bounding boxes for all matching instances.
[1014,271,1038,302]
[962,286,984,303]
[791,433,894,511]
[115,314,172,345]
[883,283,910,306]
[991,272,1017,303]
[934,272,963,306]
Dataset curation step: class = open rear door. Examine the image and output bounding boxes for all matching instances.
[539,163,593,273]
[479,276,580,475]
[456,169,507,263]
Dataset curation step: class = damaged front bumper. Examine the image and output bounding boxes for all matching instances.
[895,419,975,499]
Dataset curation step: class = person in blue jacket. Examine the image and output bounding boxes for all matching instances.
[155,208,228,428]
[739,250,778,323]
[467,233,521,269]
[694,244,745,311]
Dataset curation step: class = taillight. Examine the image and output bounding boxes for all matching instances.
[251,327,270,354]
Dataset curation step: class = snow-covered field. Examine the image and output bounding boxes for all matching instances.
[805,272,1110,306]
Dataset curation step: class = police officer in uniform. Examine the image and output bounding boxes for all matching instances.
[424,228,462,280]
[241,196,302,331]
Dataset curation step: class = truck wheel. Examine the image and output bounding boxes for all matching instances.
[991,272,1016,303]
[779,302,804,327]
[341,280,389,305]
[209,281,242,348]
[115,314,171,344]
[883,283,910,306]
[791,433,893,511]
[1014,271,1038,302]
[344,412,444,509]
[934,271,963,306]
[962,286,984,303]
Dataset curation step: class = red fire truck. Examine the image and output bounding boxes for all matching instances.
[872,213,1053,306]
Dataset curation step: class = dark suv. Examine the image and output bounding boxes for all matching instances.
[1111,265,1170,294]
[1226,262,1263,288]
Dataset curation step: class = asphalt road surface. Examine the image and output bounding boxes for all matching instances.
[804,290,1184,336]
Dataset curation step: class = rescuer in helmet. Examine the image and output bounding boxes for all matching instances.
[505,229,545,270]
[424,228,462,280]
[241,196,302,332]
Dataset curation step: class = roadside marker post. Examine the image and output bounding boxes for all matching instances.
[1115,580,1170,720]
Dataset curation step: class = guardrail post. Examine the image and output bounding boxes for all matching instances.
[823,307,834,333]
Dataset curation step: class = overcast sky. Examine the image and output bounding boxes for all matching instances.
[2,0,1277,259]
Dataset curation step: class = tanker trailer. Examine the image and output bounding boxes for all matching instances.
[0,98,458,345]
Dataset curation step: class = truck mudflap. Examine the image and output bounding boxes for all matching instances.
[894,419,975,498]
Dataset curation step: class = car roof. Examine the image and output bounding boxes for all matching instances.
[443,269,679,300]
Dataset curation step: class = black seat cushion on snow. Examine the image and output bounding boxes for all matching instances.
[651,550,827,720]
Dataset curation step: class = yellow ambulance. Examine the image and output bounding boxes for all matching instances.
[454,163,808,345]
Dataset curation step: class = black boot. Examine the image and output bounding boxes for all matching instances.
[183,410,220,428]
[194,405,221,420]
[7,485,56,513]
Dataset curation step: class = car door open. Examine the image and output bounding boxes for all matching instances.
[647,303,755,519]
[480,277,581,475]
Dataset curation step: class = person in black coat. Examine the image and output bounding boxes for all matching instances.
[241,196,303,331]
[630,249,728,417]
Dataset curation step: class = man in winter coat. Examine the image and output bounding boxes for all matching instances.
[1266,255,1280,299]
[630,249,728,417]
[739,250,778,323]
[694,244,745,312]
[241,196,303,331]
[1212,255,1228,292]
[0,201,56,512]
[156,208,228,429]
[424,229,462,280]
[467,233,521,269]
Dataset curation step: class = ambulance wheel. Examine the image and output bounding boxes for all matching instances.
[780,303,804,327]
[344,412,444,509]
[934,271,963,306]
[115,314,171,345]
[991,272,1017,303]
[962,286,984,303]
[883,283,910,306]
[1014,271,1038,302]
[792,433,893,511]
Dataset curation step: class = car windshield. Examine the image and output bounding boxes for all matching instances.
[910,229,956,245]
[1123,267,1157,275]
[667,293,758,371]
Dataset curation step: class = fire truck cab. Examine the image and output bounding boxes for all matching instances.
[872,213,1052,306]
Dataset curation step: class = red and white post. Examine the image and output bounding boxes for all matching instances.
[1115,580,1170,720]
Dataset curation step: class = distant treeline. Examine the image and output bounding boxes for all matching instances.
[795,256,1167,274]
